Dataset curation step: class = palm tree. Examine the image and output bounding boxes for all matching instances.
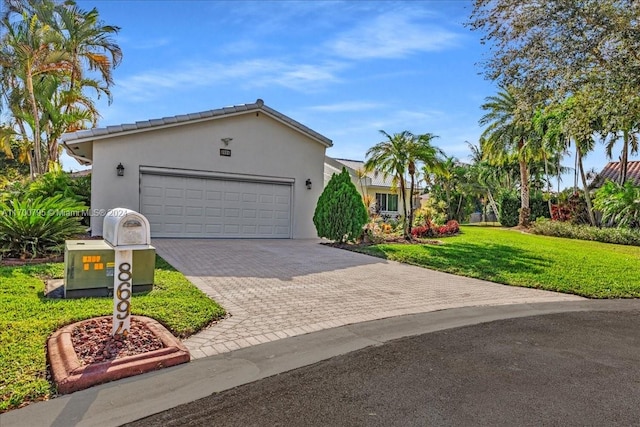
[467,142,501,223]
[57,4,122,93]
[0,9,71,176]
[543,94,599,226]
[0,0,121,175]
[406,133,444,233]
[365,130,411,237]
[480,87,536,227]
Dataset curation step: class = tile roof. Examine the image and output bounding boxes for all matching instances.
[331,158,395,188]
[594,161,640,186]
[60,99,332,147]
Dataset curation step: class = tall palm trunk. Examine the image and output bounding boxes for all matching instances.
[518,139,530,227]
[407,162,416,237]
[25,69,43,176]
[543,152,552,217]
[399,174,409,239]
[619,129,629,185]
[487,190,500,223]
[576,144,597,226]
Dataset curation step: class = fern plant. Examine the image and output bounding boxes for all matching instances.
[0,195,87,258]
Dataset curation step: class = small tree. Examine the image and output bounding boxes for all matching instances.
[313,168,368,243]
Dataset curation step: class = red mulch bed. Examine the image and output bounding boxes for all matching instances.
[71,317,164,365]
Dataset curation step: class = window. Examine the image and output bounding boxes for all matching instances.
[376,193,398,212]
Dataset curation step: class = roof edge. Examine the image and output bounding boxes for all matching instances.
[61,99,332,148]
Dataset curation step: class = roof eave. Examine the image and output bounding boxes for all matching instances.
[60,100,333,148]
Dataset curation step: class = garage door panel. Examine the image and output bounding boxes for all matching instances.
[224,208,240,218]
[242,193,257,202]
[141,174,291,238]
[185,224,203,233]
[243,209,257,218]
[225,192,240,201]
[224,224,240,234]
[206,190,222,200]
[164,206,183,215]
[186,189,203,200]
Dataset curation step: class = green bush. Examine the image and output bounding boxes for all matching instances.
[27,165,91,206]
[530,218,640,246]
[530,194,552,220]
[0,195,87,258]
[313,168,368,243]
[498,191,520,227]
[499,191,552,227]
[594,181,640,228]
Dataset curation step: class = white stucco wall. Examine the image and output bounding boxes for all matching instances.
[89,112,326,238]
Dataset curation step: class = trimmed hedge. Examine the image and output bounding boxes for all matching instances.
[530,218,640,246]
[499,191,552,227]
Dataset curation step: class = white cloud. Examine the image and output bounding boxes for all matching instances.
[328,13,461,60]
[113,59,345,101]
[308,101,384,113]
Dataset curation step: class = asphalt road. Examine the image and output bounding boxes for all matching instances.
[126,310,640,427]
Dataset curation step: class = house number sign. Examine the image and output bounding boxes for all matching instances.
[113,249,132,335]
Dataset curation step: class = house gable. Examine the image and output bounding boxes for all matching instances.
[62,99,332,165]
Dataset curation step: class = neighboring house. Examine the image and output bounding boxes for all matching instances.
[62,99,332,239]
[593,161,640,187]
[324,156,416,218]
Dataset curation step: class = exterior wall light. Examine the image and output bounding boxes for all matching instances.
[116,163,125,177]
[306,178,312,190]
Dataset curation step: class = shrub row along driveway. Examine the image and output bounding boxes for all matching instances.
[153,239,583,359]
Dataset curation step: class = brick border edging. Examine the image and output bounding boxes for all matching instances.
[47,315,190,394]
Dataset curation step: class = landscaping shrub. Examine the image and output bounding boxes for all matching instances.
[27,165,91,206]
[411,220,460,238]
[593,181,640,228]
[499,191,551,226]
[531,218,640,246]
[413,198,447,227]
[0,195,87,258]
[530,194,552,220]
[313,168,368,243]
[551,191,590,224]
[498,191,520,227]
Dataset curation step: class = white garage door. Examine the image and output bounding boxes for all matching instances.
[141,174,292,238]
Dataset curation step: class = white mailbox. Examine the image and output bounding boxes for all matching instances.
[103,208,151,248]
[102,208,153,336]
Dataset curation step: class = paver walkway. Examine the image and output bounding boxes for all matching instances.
[153,239,583,359]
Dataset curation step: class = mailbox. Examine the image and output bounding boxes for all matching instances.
[103,208,151,248]
[103,209,154,334]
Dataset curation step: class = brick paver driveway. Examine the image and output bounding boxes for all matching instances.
[153,239,583,359]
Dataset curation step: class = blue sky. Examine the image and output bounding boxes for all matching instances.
[66,0,636,187]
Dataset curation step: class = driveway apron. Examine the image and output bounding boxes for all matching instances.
[152,239,583,359]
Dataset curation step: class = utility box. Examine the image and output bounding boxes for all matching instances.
[64,240,155,298]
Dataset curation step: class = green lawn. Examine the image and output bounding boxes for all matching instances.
[0,257,225,413]
[355,226,640,299]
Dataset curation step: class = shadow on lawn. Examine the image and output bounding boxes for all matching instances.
[360,241,553,281]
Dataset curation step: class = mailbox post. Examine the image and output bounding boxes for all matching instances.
[103,208,152,335]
